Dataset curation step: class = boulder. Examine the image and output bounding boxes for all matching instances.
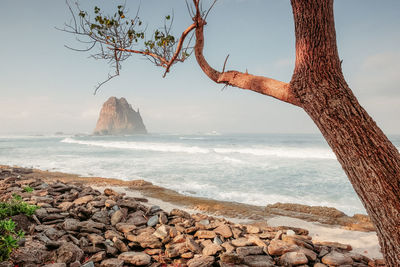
[118,252,151,265]
[187,256,215,267]
[322,251,354,266]
[280,251,308,266]
[100,258,124,267]
[56,242,84,264]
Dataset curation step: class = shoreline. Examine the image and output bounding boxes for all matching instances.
[0,165,382,258]
[13,165,374,230]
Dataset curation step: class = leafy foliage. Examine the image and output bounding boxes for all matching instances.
[23,186,34,193]
[61,1,195,93]
[0,219,24,261]
[0,194,39,219]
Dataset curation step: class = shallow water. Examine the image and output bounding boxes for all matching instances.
[1,133,399,215]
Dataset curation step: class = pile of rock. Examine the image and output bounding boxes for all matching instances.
[0,167,385,267]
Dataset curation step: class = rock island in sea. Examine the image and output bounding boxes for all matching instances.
[94,96,147,135]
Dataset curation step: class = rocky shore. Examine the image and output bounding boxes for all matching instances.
[0,167,385,266]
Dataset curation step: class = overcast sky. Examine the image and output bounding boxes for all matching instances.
[0,0,399,135]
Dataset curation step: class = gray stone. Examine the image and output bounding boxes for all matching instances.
[81,262,95,267]
[147,215,159,227]
[213,236,223,245]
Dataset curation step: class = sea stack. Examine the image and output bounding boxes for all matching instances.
[93,97,147,135]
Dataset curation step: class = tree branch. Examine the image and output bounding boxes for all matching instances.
[163,23,196,77]
[191,0,300,106]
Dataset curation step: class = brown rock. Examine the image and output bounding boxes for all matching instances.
[243,255,275,267]
[118,199,139,210]
[92,210,110,224]
[73,195,93,205]
[182,252,194,259]
[89,251,106,262]
[248,235,267,247]
[153,225,169,239]
[246,225,260,234]
[268,239,298,256]
[221,242,235,253]
[104,188,119,196]
[111,210,124,226]
[11,240,55,265]
[232,227,242,238]
[118,251,152,265]
[100,258,124,267]
[296,247,317,261]
[187,256,215,267]
[105,199,117,208]
[214,224,233,238]
[202,243,222,256]
[322,251,354,266]
[113,237,129,252]
[315,241,352,251]
[105,230,124,240]
[283,235,314,250]
[144,248,162,255]
[280,251,308,266]
[220,253,244,264]
[116,223,136,233]
[126,232,162,248]
[170,208,191,219]
[127,211,147,226]
[88,234,105,245]
[56,242,84,264]
[186,237,202,254]
[58,202,74,211]
[231,237,252,247]
[94,97,147,135]
[62,218,80,231]
[194,230,216,239]
[236,246,264,257]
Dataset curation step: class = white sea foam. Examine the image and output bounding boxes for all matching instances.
[61,137,336,159]
[61,138,209,154]
[179,137,207,140]
[213,147,336,159]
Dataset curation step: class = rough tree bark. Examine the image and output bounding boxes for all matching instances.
[289,1,400,265]
[193,0,400,265]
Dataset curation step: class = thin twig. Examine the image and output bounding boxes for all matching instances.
[222,54,230,73]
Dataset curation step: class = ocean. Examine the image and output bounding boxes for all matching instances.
[1,133,399,216]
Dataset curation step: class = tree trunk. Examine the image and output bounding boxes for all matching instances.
[289,0,400,265]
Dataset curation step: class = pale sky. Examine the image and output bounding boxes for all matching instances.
[0,0,399,134]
